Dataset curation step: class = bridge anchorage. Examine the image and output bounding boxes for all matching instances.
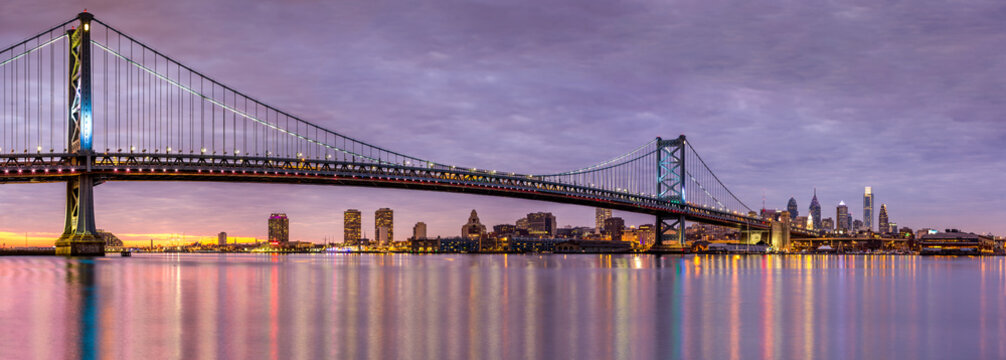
[0,12,815,256]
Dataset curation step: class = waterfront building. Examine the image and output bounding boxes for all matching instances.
[878,204,890,234]
[889,223,898,235]
[525,212,557,237]
[637,224,656,247]
[787,198,799,220]
[603,217,625,241]
[853,219,864,232]
[863,187,874,231]
[595,208,612,235]
[809,189,822,230]
[438,237,480,253]
[515,217,530,231]
[461,210,487,240]
[268,213,289,245]
[412,222,427,240]
[375,208,394,245]
[493,224,518,236]
[344,209,362,245]
[919,230,997,255]
[836,202,849,233]
[822,218,835,231]
[218,232,227,246]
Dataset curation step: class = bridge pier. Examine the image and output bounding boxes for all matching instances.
[56,174,103,256]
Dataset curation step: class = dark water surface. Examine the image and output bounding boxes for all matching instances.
[0,254,1004,359]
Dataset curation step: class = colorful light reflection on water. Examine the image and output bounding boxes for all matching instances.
[0,254,1003,359]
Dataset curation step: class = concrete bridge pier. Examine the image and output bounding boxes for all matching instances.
[55,174,103,256]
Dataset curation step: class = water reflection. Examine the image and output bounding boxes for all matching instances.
[0,254,1005,359]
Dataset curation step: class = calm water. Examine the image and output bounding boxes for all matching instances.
[0,254,1004,359]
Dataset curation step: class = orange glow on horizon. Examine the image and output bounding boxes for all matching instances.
[0,230,263,247]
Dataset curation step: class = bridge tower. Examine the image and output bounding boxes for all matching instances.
[55,12,103,256]
[655,135,686,247]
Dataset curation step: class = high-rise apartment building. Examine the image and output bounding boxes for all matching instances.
[863,186,874,232]
[218,232,227,246]
[836,202,849,233]
[809,189,822,230]
[595,208,612,235]
[375,208,394,245]
[412,222,427,240]
[878,204,890,234]
[787,198,799,220]
[344,209,362,245]
[268,213,289,245]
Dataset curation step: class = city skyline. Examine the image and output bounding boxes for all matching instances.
[1,1,1004,246]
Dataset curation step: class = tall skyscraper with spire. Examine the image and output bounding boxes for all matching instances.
[787,197,799,220]
[863,186,874,232]
[809,189,822,230]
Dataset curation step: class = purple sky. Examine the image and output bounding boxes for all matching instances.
[1,0,1004,244]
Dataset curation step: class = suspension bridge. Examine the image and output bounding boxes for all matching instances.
[0,13,813,255]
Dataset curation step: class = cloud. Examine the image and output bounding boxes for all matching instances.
[0,0,1003,240]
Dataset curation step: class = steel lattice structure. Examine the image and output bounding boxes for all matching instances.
[0,13,815,255]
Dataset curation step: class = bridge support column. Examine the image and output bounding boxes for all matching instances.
[656,214,685,247]
[653,135,687,249]
[56,12,103,256]
[56,174,102,256]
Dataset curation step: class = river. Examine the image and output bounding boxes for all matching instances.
[0,254,1002,359]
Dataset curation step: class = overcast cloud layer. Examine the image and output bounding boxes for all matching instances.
[1,0,1004,244]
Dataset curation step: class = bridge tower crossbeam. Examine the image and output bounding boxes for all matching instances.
[55,12,103,256]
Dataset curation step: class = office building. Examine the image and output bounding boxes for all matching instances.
[603,217,625,241]
[595,208,612,235]
[787,198,799,220]
[375,208,394,245]
[344,209,362,245]
[268,213,289,245]
[878,204,890,234]
[461,210,487,240]
[822,217,835,231]
[525,212,557,237]
[218,232,227,246]
[863,187,874,232]
[809,189,822,230]
[836,202,849,233]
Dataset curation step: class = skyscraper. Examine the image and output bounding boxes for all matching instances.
[412,222,427,240]
[863,186,874,232]
[878,204,890,234]
[787,198,799,220]
[344,209,361,245]
[375,208,393,245]
[809,189,822,230]
[268,213,289,245]
[595,208,612,235]
[218,232,227,246]
[836,202,849,233]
